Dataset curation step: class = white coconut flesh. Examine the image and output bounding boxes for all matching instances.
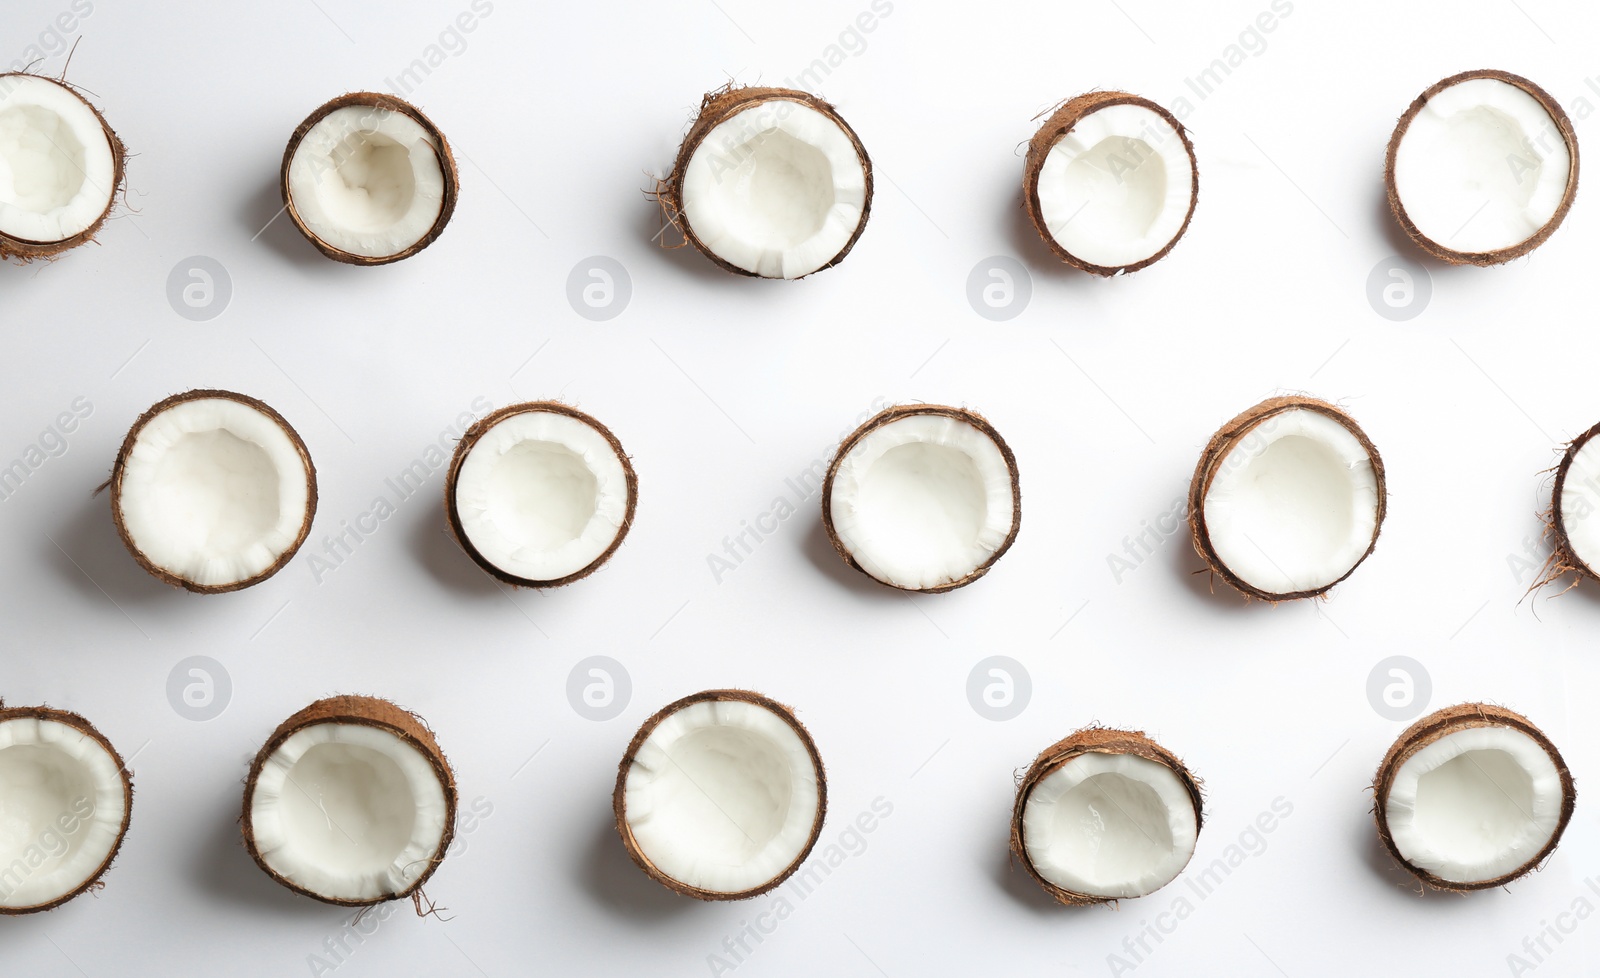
[286,105,445,259]
[1203,409,1379,595]
[1384,726,1564,884]
[117,397,310,588]
[1036,104,1193,269]
[454,411,630,582]
[0,717,126,910]
[0,75,115,245]
[681,100,867,278]
[248,722,449,902]
[829,414,1014,590]
[1559,436,1600,572]
[1393,78,1571,254]
[622,699,821,895]
[1022,751,1198,899]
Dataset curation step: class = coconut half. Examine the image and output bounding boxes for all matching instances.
[445,402,637,588]
[657,86,872,279]
[1386,70,1578,265]
[110,390,316,593]
[1023,92,1198,275]
[0,703,132,915]
[1012,727,1202,905]
[1374,703,1574,891]
[822,405,1020,592]
[614,690,825,900]
[1539,420,1600,591]
[281,93,458,265]
[1189,396,1386,601]
[243,695,456,906]
[0,72,125,262]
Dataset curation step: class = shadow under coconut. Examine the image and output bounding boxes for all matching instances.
[989,839,1071,916]
[237,176,345,273]
[575,816,700,922]
[801,519,924,605]
[43,485,199,610]
[407,514,503,601]
[1164,523,1251,612]
[632,193,775,288]
[190,794,339,920]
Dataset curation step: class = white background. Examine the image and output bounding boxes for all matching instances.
[3,0,1600,975]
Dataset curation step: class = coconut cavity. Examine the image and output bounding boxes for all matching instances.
[1024,92,1198,275]
[243,696,456,906]
[446,402,637,587]
[282,93,457,265]
[0,73,125,261]
[823,405,1020,592]
[659,86,872,279]
[614,690,825,900]
[1387,70,1577,265]
[0,705,132,915]
[1189,396,1385,600]
[111,390,316,593]
[1375,704,1574,890]
[1012,728,1202,905]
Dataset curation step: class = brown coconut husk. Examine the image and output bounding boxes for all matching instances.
[241,695,458,907]
[0,72,127,263]
[612,689,826,901]
[0,702,133,915]
[444,401,638,588]
[1372,702,1575,891]
[280,92,459,266]
[1010,726,1203,907]
[1188,395,1386,601]
[654,84,873,278]
[1533,420,1600,594]
[1022,91,1198,276]
[109,389,317,594]
[821,404,1022,593]
[1385,69,1579,266]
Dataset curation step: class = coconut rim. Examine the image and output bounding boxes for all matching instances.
[108,388,318,594]
[443,401,638,589]
[611,688,827,901]
[1009,726,1204,907]
[0,702,133,915]
[1371,702,1575,891]
[1187,395,1387,601]
[1022,90,1199,276]
[279,91,460,267]
[240,694,459,907]
[1542,419,1600,586]
[1384,68,1580,267]
[656,84,875,279]
[820,404,1022,593]
[0,71,127,262]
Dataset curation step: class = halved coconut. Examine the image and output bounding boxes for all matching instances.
[0,703,132,915]
[1374,703,1574,891]
[656,85,872,279]
[445,402,637,588]
[1011,727,1202,905]
[1386,70,1578,265]
[614,689,825,900]
[823,404,1020,592]
[1539,420,1600,590]
[110,390,316,593]
[0,72,125,262]
[281,93,458,265]
[1189,396,1386,601]
[242,695,456,906]
[1023,92,1198,275]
